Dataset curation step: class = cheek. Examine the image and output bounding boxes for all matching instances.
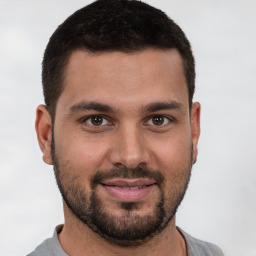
[150,130,192,171]
[54,129,110,177]
[153,135,192,204]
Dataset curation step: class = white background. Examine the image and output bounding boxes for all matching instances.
[0,1,255,256]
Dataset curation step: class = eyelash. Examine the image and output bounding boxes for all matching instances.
[146,115,172,126]
[80,115,112,127]
[80,114,174,127]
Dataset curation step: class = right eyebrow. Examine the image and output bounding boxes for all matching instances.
[69,101,115,114]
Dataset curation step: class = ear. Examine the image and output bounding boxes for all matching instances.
[191,102,201,164]
[35,105,53,165]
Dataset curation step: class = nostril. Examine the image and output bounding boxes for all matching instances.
[112,162,149,172]
[108,135,151,169]
[114,162,126,169]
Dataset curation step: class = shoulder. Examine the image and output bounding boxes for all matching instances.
[27,225,66,256]
[26,237,53,256]
[178,228,225,256]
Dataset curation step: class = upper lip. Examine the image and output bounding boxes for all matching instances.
[101,179,156,187]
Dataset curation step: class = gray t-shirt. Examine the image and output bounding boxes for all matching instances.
[27,225,224,256]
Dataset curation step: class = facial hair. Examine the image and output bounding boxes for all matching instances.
[51,139,193,247]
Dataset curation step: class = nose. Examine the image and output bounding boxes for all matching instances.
[108,125,151,169]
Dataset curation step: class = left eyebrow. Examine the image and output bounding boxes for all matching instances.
[142,101,185,113]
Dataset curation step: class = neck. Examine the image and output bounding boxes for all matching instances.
[58,204,187,256]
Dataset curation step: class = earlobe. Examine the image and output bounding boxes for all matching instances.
[191,102,201,163]
[35,105,53,165]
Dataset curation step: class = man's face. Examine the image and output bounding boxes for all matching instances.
[42,49,200,246]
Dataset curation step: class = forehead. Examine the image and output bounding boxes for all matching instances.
[57,48,188,114]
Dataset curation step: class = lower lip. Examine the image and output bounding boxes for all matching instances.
[101,184,155,202]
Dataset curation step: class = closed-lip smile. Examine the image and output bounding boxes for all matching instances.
[100,178,157,202]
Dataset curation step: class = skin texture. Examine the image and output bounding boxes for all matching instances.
[35,48,200,256]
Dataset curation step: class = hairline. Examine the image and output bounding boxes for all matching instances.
[47,46,192,121]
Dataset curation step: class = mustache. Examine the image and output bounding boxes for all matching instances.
[90,165,165,189]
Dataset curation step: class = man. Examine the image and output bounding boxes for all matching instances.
[29,0,224,255]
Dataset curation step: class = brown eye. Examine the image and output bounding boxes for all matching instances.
[90,116,104,126]
[152,116,165,125]
[84,115,109,126]
[146,115,170,126]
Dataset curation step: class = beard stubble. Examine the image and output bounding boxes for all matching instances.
[51,139,193,247]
